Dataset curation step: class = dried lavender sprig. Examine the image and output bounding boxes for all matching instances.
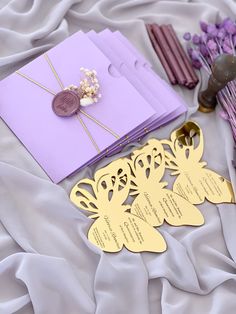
[230,34,235,56]
[229,80,236,99]
[215,37,223,54]
[183,17,236,162]
[218,90,236,141]
[198,52,211,73]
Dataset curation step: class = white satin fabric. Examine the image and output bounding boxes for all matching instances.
[0,1,236,313]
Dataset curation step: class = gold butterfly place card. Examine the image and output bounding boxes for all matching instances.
[128,139,204,227]
[70,159,167,253]
[70,120,235,254]
[162,121,235,205]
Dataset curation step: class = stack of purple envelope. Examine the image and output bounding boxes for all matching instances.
[0,29,186,183]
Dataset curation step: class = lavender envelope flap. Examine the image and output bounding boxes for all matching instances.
[0,31,155,183]
[87,30,166,120]
[113,31,152,68]
[114,31,187,115]
[101,29,144,69]
[101,30,186,117]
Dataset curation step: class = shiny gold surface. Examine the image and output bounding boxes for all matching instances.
[70,120,235,254]
[162,121,235,205]
[198,103,215,113]
[128,139,204,227]
[70,159,167,253]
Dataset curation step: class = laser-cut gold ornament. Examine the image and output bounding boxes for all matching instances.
[161,121,235,205]
[70,159,167,253]
[128,139,204,227]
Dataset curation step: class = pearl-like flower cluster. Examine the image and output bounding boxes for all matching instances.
[65,84,83,97]
[64,68,101,107]
[79,67,101,103]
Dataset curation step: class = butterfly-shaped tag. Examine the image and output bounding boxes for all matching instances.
[70,159,167,253]
[162,121,235,205]
[128,139,204,227]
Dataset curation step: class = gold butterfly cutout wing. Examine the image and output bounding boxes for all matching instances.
[70,159,166,253]
[162,121,235,205]
[129,138,204,227]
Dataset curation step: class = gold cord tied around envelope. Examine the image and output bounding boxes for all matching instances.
[16,53,120,153]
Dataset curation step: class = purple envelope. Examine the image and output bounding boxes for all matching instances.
[87,31,166,149]
[104,30,187,154]
[88,30,166,116]
[102,30,187,125]
[0,31,156,183]
[86,30,186,156]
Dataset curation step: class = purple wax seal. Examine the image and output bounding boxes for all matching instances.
[52,90,80,117]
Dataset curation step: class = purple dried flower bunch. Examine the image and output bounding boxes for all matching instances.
[184,17,236,142]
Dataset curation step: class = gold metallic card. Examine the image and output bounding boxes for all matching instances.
[128,139,204,227]
[162,121,235,205]
[70,120,233,254]
[70,159,167,253]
